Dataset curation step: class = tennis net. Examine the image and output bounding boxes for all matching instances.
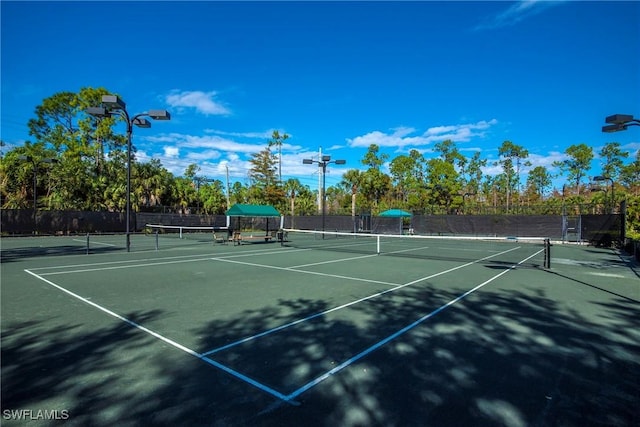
[145,224,229,243]
[281,229,551,268]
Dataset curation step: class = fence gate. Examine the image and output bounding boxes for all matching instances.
[563,215,581,243]
[359,212,371,233]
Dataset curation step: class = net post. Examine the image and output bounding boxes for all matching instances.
[544,238,551,269]
[179,227,183,239]
[377,235,381,254]
[155,231,159,251]
[86,233,89,255]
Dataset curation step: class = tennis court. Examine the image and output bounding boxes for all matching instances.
[1,231,639,426]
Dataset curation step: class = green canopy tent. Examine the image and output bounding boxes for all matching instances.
[226,204,280,217]
[225,204,281,241]
[379,209,413,234]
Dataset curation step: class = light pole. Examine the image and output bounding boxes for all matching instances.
[593,175,614,214]
[302,155,346,233]
[602,114,640,133]
[87,95,170,252]
[19,155,57,231]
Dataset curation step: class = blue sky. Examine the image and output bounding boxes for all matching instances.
[2,1,639,192]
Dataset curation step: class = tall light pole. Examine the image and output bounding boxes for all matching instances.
[302,155,346,233]
[593,175,614,214]
[87,95,170,252]
[602,114,640,133]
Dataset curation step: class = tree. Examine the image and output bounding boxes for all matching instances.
[134,159,170,209]
[199,180,227,214]
[425,158,461,213]
[340,169,363,219]
[553,143,594,195]
[248,147,285,206]
[498,141,529,212]
[267,130,289,184]
[599,141,628,181]
[526,166,552,200]
[283,178,306,220]
[620,150,640,196]
[361,144,388,170]
[389,150,426,206]
[464,152,487,210]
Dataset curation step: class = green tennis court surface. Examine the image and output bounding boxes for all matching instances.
[1,233,638,426]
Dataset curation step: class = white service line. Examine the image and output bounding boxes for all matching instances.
[30,246,310,275]
[23,269,291,403]
[202,245,522,356]
[284,248,545,401]
[209,257,400,287]
[73,238,116,247]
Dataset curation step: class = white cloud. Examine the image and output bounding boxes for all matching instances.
[147,133,265,153]
[163,146,179,157]
[165,90,231,116]
[205,129,275,139]
[347,119,498,148]
[475,0,566,31]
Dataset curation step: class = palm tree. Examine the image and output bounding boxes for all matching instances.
[283,178,306,227]
[340,169,363,231]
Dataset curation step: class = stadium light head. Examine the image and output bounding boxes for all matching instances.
[101,95,126,110]
[302,159,313,164]
[148,110,171,120]
[133,118,151,128]
[334,159,346,165]
[605,114,634,124]
[593,176,611,182]
[602,124,626,133]
[86,107,110,118]
[322,155,331,162]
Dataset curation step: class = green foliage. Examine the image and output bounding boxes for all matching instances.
[3,87,640,238]
[553,143,594,195]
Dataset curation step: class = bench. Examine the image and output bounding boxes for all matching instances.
[213,232,228,245]
[232,232,276,246]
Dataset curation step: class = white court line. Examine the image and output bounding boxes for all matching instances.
[23,269,291,403]
[285,248,545,401]
[288,244,433,269]
[288,253,378,269]
[30,246,311,275]
[27,253,217,271]
[209,257,401,287]
[39,257,216,275]
[202,245,521,356]
[73,238,116,247]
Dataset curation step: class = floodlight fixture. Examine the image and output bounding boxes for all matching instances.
[605,114,634,124]
[101,95,126,110]
[602,113,639,133]
[148,110,171,120]
[602,124,627,133]
[302,154,346,233]
[133,118,151,128]
[86,107,110,118]
[86,95,171,252]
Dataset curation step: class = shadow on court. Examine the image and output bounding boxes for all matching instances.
[2,281,638,426]
[0,245,122,263]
